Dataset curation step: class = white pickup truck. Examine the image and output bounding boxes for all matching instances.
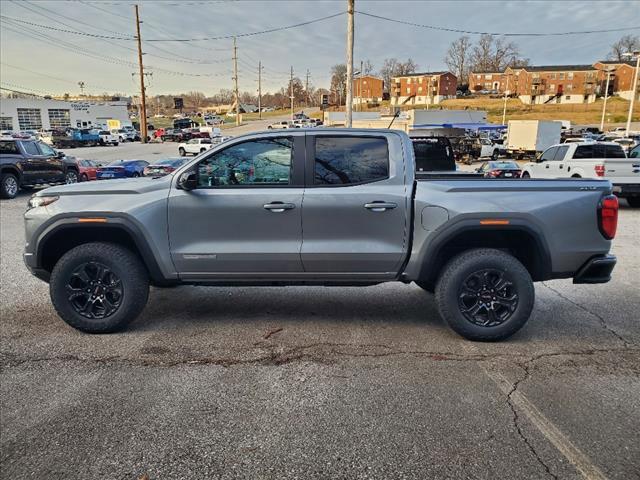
[522,142,640,207]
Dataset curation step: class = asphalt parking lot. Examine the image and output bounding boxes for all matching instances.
[1,168,639,479]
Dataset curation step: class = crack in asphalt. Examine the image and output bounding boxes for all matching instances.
[504,360,559,480]
[1,343,637,369]
[542,282,633,348]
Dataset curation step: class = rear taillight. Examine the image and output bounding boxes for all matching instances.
[489,170,501,177]
[598,195,618,240]
[594,164,605,177]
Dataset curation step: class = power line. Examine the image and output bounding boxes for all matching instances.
[143,12,345,42]
[356,11,640,37]
[0,15,135,39]
[1,62,113,91]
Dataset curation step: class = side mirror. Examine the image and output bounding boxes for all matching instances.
[177,170,197,191]
[56,150,65,158]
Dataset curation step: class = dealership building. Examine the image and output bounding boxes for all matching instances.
[0,98,130,131]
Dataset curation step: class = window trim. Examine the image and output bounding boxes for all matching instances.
[192,135,304,189]
[305,134,391,188]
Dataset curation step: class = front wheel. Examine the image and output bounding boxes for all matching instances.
[521,171,530,179]
[435,248,534,341]
[49,242,149,333]
[200,148,206,153]
[65,170,78,184]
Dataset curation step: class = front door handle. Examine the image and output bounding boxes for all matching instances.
[263,202,295,213]
[364,202,397,212]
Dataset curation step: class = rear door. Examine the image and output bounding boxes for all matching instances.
[300,133,409,276]
[168,133,305,278]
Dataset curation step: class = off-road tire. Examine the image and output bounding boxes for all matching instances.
[1,173,19,199]
[50,242,149,333]
[435,248,534,341]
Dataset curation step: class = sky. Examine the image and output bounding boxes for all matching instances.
[1,0,639,97]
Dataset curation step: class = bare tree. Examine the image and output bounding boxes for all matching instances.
[184,91,205,110]
[379,58,419,92]
[362,59,375,76]
[444,36,472,85]
[330,64,347,104]
[608,35,640,61]
[471,34,526,72]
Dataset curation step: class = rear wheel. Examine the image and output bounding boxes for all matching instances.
[521,171,530,178]
[491,150,499,160]
[200,147,206,153]
[435,248,534,341]
[49,242,149,333]
[627,197,640,208]
[179,147,186,156]
[132,172,140,178]
[1,173,19,199]
[81,173,89,182]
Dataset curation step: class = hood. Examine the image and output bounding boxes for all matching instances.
[36,176,172,197]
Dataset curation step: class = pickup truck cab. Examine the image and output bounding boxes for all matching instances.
[24,129,619,341]
[522,142,639,207]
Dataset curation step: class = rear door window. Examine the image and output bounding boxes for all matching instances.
[553,145,569,160]
[314,136,389,185]
[604,145,625,158]
[0,140,20,154]
[573,145,594,159]
[21,141,40,156]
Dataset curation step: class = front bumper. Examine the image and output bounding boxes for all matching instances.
[23,252,50,282]
[573,255,616,284]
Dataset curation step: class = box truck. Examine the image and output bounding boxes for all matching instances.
[506,120,561,159]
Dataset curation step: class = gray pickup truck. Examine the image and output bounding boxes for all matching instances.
[24,129,619,341]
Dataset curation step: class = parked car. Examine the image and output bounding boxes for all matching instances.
[96,160,149,179]
[161,129,191,142]
[204,115,224,126]
[25,129,619,341]
[178,138,214,156]
[476,160,522,178]
[113,129,135,142]
[77,159,101,181]
[410,136,456,172]
[143,158,188,177]
[478,138,506,160]
[1,138,78,198]
[522,142,639,207]
[187,128,211,139]
[267,121,293,130]
[97,130,119,146]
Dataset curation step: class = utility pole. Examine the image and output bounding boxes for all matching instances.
[345,0,354,127]
[305,69,310,107]
[358,59,363,112]
[624,51,639,137]
[134,4,147,143]
[233,36,240,126]
[258,61,263,119]
[600,67,613,132]
[290,66,294,120]
[502,73,510,126]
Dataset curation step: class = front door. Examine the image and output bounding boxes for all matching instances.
[168,134,305,279]
[300,133,409,276]
[533,146,558,178]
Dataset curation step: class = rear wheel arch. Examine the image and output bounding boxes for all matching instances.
[416,224,551,291]
[1,166,22,182]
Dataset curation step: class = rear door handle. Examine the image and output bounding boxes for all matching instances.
[263,202,295,213]
[364,202,397,212]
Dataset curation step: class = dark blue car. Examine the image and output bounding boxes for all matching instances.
[96,160,149,180]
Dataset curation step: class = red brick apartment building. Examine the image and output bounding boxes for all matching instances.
[469,61,639,104]
[353,76,384,105]
[390,72,457,106]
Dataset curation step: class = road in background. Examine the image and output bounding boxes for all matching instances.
[0,190,638,479]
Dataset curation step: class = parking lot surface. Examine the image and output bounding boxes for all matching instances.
[1,186,639,479]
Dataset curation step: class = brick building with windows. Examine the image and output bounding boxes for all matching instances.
[353,76,384,106]
[593,61,638,101]
[469,71,505,92]
[390,72,457,106]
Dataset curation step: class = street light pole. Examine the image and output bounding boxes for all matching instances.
[624,51,639,137]
[345,0,354,127]
[600,67,613,132]
[501,73,510,126]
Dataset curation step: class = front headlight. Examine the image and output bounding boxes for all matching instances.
[27,195,59,210]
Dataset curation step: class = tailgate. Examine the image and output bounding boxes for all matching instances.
[605,158,640,185]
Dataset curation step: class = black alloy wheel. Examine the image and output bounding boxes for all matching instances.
[65,262,123,319]
[458,269,518,327]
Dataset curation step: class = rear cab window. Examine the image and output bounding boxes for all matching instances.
[314,136,389,185]
[0,140,20,154]
[412,137,454,172]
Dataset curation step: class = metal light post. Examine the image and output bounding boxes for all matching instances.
[501,73,511,126]
[600,66,614,132]
[622,50,640,137]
